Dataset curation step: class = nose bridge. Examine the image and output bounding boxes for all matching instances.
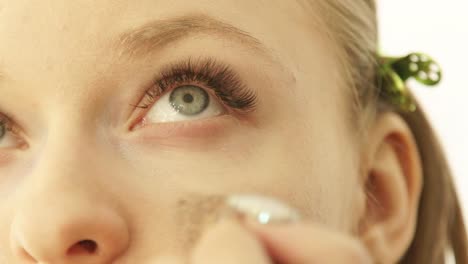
[25,116,103,202]
[10,119,130,263]
[33,99,114,189]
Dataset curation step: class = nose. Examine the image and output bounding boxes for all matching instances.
[10,145,130,264]
[11,204,129,264]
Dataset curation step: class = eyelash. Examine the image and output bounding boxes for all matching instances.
[136,57,258,115]
[0,115,20,139]
[1,59,256,141]
[0,120,6,138]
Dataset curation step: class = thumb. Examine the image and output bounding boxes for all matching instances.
[190,218,271,264]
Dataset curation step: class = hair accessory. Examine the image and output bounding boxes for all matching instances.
[378,52,442,112]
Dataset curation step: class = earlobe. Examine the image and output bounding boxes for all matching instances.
[358,112,423,262]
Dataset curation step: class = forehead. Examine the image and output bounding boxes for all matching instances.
[0,0,312,72]
[0,0,340,115]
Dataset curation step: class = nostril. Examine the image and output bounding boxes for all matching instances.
[78,240,98,253]
[67,240,98,255]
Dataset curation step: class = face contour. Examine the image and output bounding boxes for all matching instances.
[0,1,363,263]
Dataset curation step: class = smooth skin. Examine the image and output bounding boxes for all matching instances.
[0,0,422,263]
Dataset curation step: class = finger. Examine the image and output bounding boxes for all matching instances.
[247,222,372,264]
[146,255,186,264]
[191,219,272,264]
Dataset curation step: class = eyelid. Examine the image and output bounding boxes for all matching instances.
[140,81,222,111]
[0,114,18,134]
[130,115,238,145]
[129,83,224,131]
[0,113,28,149]
[129,57,258,130]
[143,58,256,110]
[0,106,30,136]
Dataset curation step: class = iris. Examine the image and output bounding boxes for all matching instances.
[169,86,210,116]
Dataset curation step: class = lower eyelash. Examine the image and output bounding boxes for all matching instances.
[137,115,235,140]
[140,57,258,114]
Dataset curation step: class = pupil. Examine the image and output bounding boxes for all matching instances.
[183,93,194,103]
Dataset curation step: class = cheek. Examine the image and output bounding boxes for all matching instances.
[115,77,361,240]
[120,124,360,236]
[255,131,360,232]
[256,93,362,232]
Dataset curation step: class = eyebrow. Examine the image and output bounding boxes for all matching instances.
[113,14,270,59]
[0,14,277,82]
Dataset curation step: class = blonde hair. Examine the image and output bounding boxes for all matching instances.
[303,0,468,263]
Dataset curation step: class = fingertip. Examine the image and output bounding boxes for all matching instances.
[191,219,270,264]
[244,222,374,264]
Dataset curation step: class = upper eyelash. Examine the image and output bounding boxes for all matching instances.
[0,114,28,148]
[2,60,255,135]
[0,115,15,136]
[3,59,256,132]
[138,57,258,114]
[0,116,10,130]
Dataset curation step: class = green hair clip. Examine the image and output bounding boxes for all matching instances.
[378,52,442,112]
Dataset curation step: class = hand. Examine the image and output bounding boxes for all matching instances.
[191,219,373,264]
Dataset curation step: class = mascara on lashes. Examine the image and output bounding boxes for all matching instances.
[139,57,258,114]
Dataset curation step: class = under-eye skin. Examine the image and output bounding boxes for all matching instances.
[131,57,258,129]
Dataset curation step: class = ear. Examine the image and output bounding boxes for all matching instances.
[358,112,423,262]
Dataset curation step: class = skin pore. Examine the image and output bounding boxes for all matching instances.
[0,0,422,263]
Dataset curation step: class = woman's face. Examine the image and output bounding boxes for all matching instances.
[0,1,362,262]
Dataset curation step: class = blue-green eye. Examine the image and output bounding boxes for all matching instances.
[144,85,224,124]
[169,86,210,116]
[137,58,258,123]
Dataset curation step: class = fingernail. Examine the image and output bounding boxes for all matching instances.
[225,194,301,225]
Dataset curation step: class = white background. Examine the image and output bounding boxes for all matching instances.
[378,1,468,225]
